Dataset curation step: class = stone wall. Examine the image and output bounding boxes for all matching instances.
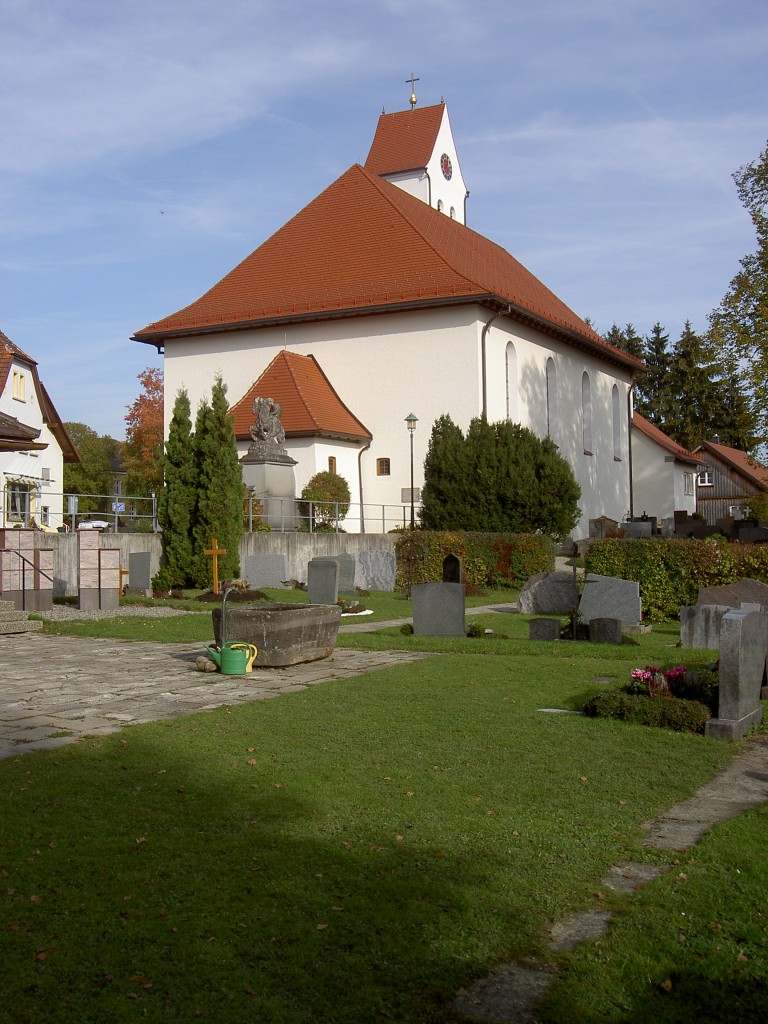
[31,531,398,596]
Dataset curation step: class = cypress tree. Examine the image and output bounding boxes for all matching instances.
[155,388,196,589]
[419,414,468,529]
[191,376,243,588]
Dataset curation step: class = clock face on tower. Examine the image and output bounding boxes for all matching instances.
[440,153,453,180]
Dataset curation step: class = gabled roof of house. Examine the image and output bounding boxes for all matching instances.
[229,350,371,443]
[0,411,45,452]
[632,412,700,466]
[0,329,79,462]
[693,439,768,490]
[134,164,642,373]
[364,103,445,175]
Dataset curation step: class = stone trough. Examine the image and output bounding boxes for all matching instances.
[212,602,342,667]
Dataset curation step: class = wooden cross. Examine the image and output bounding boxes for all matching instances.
[119,563,130,594]
[204,537,227,594]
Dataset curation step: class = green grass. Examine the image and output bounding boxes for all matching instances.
[5,604,765,1022]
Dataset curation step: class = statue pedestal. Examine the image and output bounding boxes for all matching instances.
[241,454,298,530]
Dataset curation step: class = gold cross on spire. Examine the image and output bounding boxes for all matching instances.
[406,73,419,109]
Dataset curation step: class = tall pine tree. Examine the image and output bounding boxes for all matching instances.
[191,376,243,588]
[155,388,196,589]
[635,322,671,423]
[420,414,469,530]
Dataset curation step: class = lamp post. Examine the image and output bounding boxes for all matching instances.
[405,413,418,529]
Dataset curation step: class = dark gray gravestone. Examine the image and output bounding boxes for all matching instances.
[518,572,579,615]
[529,618,561,641]
[442,553,462,583]
[411,582,465,637]
[680,604,732,649]
[313,553,355,595]
[244,554,290,590]
[697,578,768,610]
[128,552,152,597]
[589,618,623,645]
[307,559,339,605]
[578,574,642,626]
[625,522,652,539]
[705,608,766,740]
[356,550,396,592]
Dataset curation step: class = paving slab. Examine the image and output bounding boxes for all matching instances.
[0,633,427,758]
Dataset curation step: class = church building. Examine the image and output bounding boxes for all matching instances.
[134,97,644,536]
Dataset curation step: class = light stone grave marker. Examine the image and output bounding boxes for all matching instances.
[307,558,339,605]
[411,581,465,637]
[312,553,355,594]
[518,572,579,615]
[244,554,290,590]
[578,573,642,626]
[705,607,766,740]
[356,550,395,592]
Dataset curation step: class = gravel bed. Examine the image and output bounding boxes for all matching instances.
[37,605,202,621]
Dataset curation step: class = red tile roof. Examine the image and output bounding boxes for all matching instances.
[229,350,371,442]
[134,164,642,372]
[694,440,768,489]
[632,412,700,465]
[364,103,445,175]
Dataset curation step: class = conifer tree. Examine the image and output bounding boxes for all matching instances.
[191,376,243,588]
[419,414,468,530]
[155,388,196,589]
[636,322,671,423]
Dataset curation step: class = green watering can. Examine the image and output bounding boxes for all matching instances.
[204,641,257,675]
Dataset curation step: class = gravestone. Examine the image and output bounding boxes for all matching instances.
[411,582,465,637]
[705,607,766,740]
[589,618,623,645]
[625,521,652,539]
[589,516,619,540]
[442,553,462,584]
[529,618,561,641]
[578,574,642,626]
[307,558,339,605]
[312,553,356,595]
[356,550,396,592]
[244,554,290,590]
[680,604,732,649]
[128,551,152,597]
[518,572,579,615]
[697,578,768,610]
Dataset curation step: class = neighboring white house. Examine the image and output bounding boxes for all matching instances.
[631,412,700,522]
[0,330,78,531]
[134,100,645,537]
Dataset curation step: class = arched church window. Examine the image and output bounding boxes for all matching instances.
[582,371,593,454]
[450,207,456,219]
[612,385,621,460]
[505,342,518,421]
[437,199,444,213]
[546,358,558,443]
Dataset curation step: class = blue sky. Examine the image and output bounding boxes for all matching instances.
[1,0,766,438]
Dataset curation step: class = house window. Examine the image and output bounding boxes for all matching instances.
[328,456,337,474]
[581,371,592,454]
[697,470,714,486]
[505,342,518,421]
[6,481,31,522]
[612,385,621,460]
[40,506,49,526]
[377,458,391,476]
[12,370,25,401]
[545,358,558,444]
[684,472,694,495]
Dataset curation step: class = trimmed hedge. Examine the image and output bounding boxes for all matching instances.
[583,690,712,734]
[394,531,554,591]
[585,537,768,621]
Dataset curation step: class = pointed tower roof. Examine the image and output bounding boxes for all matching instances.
[229,350,371,443]
[364,103,446,175]
[134,165,640,373]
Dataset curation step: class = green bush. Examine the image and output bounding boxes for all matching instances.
[585,537,768,621]
[298,472,351,528]
[394,531,554,591]
[583,690,712,733]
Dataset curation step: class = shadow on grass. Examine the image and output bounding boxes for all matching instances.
[2,718,539,1024]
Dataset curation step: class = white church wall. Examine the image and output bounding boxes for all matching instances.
[424,108,467,223]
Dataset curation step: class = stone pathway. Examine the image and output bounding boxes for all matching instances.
[0,633,426,759]
[452,735,768,1023]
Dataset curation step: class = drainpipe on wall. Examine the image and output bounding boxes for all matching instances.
[480,306,512,419]
[357,442,371,533]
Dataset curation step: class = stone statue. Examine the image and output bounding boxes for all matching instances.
[245,396,292,462]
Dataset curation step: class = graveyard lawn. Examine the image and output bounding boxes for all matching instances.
[3,621,766,1022]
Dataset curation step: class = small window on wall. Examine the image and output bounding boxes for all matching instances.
[684,472,694,495]
[377,458,391,476]
[6,481,31,522]
[12,370,25,401]
[697,470,714,486]
[328,456,337,474]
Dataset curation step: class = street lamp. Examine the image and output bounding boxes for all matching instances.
[405,413,418,529]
